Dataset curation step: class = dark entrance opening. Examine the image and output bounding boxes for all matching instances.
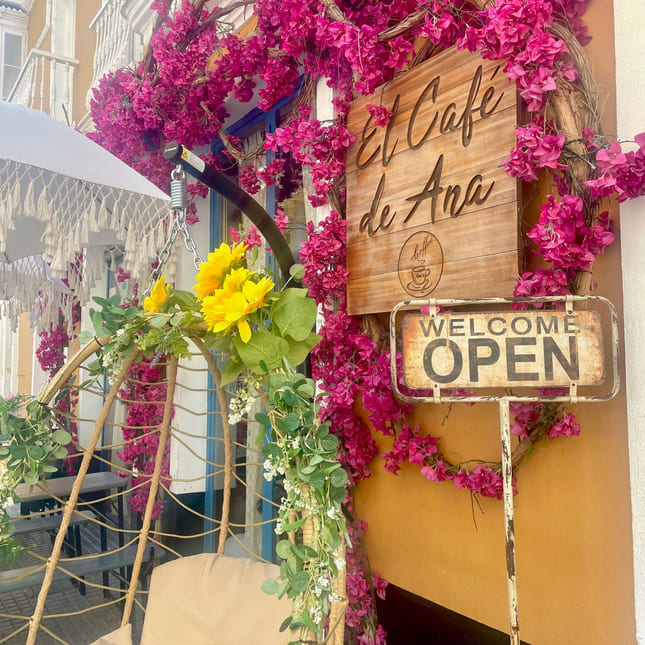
[376,584,532,645]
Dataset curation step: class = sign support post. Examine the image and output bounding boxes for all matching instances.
[391,295,620,645]
[499,397,520,645]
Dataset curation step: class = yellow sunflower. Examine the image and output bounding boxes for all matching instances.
[143,275,171,313]
[201,275,274,343]
[193,242,247,300]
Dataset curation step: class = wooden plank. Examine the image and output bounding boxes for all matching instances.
[14,471,126,503]
[346,46,519,315]
[401,310,605,389]
[346,200,519,279]
[348,252,519,315]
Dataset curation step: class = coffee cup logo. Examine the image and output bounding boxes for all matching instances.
[398,232,443,297]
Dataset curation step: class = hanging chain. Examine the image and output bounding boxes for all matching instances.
[143,165,204,297]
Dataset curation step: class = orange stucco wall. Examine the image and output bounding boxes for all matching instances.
[74,1,101,122]
[16,314,33,396]
[354,3,636,644]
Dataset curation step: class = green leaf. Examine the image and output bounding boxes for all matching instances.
[276,540,292,559]
[261,577,280,595]
[92,311,106,336]
[330,468,348,488]
[53,446,69,459]
[321,434,339,452]
[285,332,321,367]
[289,263,306,281]
[272,297,317,342]
[281,517,307,532]
[149,315,168,329]
[301,610,318,633]
[28,446,45,461]
[254,412,270,426]
[290,571,309,593]
[279,617,293,633]
[275,413,300,434]
[268,373,288,390]
[92,296,111,309]
[78,331,93,345]
[296,381,315,398]
[308,471,326,489]
[24,471,38,485]
[289,543,306,560]
[315,423,330,439]
[168,289,200,311]
[262,443,282,460]
[219,357,244,387]
[41,464,58,473]
[233,330,289,374]
[52,429,72,445]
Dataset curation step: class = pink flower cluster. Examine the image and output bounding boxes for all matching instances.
[504,123,567,181]
[527,195,614,271]
[460,0,576,111]
[585,134,645,202]
[37,318,79,473]
[265,109,354,206]
[118,361,171,519]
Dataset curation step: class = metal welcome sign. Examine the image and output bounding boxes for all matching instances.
[390,295,619,645]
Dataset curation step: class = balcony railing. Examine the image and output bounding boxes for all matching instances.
[6,49,79,124]
[88,0,131,100]
[87,0,186,108]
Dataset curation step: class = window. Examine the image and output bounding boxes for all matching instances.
[2,30,23,99]
[0,3,27,101]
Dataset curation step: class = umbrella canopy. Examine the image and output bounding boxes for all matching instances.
[0,102,171,331]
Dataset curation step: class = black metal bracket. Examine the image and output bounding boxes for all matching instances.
[163,142,298,284]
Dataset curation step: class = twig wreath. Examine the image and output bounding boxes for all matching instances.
[84,1,645,642]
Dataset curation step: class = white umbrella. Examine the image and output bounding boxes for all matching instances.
[0,102,171,331]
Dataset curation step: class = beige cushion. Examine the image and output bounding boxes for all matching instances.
[140,553,291,645]
[89,624,132,645]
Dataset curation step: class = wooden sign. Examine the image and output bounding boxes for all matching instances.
[402,310,605,390]
[346,47,519,315]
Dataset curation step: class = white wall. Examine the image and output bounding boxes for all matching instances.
[615,1,645,642]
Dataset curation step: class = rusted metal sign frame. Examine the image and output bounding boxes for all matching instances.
[389,294,620,645]
[390,295,620,404]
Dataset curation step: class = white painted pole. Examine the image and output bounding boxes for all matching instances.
[499,398,520,645]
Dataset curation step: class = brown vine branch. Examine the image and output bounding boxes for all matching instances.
[177,0,257,51]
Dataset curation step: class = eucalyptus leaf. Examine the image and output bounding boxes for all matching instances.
[308,471,326,489]
[261,577,280,595]
[321,434,339,452]
[289,263,306,281]
[254,412,271,426]
[276,540,292,559]
[24,471,38,485]
[275,413,300,433]
[330,468,348,488]
[290,571,309,593]
[52,429,73,445]
[262,443,282,460]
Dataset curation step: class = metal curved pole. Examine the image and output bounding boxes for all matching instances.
[163,142,298,283]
